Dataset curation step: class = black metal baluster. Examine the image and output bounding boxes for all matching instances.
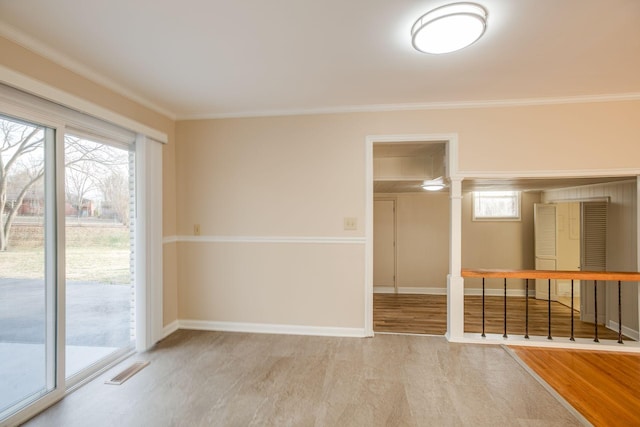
[503,278,507,338]
[524,279,529,339]
[547,279,552,339]
[618,280,623,344]
[570,280,575,341]
[594,280,599,343]
[481,278,486,338]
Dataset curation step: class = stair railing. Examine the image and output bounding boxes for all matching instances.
[461,269,640,343]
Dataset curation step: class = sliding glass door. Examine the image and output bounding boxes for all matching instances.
[64,135,135,379]
[0,115,56,418]
[0,82,162,426]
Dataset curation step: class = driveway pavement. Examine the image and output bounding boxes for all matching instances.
[0,278,131,413]
[0,278,131,347]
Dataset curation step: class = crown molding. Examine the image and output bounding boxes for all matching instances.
[178,92,640,121]
[0,22,177,121]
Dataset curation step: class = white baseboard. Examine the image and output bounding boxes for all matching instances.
[374,286,534,297]
[608,320,640,341]
[374,286,446,295]
[456,333,640,352]
[162,320,179,339]
[178,319,366,338]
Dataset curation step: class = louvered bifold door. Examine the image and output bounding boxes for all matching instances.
[580,201,607,323]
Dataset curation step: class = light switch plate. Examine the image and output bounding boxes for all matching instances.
[344,217,357,230]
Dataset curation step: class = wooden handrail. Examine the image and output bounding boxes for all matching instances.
[462,268,640,282]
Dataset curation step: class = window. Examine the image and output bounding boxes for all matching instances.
[0,114,56,419]
[473,191,521,221]
[1,82,164,425]
[64,134,136,380]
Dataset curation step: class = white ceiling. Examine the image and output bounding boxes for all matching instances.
[1,0,639,119]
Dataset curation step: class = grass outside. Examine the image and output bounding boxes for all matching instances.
[0,222,131,284]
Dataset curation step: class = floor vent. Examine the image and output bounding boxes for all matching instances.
[105,361,150,385]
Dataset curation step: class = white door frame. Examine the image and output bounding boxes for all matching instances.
[365,134,461,337]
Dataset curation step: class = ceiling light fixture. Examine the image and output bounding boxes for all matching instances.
[411,2,488,54]
[422,176,447,191]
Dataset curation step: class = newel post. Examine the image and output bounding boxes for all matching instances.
[447,177,465,341]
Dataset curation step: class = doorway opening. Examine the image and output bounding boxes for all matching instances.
[370,140,450,335]
[461,176,636,341]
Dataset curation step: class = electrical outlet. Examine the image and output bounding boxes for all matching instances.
[194,224,201,235]
[343,217,357,230]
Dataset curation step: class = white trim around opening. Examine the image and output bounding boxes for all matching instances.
[365,134,461,338]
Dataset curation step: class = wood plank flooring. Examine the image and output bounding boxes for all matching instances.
[373,293,448,335]
[511,346,640,426]
[23,330,581,426]
[374,293,628,341]
[557,296,581,313]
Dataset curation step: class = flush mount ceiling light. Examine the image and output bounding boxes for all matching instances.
[411,2,488,54]
[422,176,447,191]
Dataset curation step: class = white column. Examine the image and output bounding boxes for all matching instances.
[447,177,465,341]
[364,138,374,337]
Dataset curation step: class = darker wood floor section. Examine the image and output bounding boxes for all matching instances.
[373,293,448,335]
[374,293,627,341]
[511,347,640,426]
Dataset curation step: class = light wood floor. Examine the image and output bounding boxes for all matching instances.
[24,330,581,426]
[512,346,640,426]
[374,293,628,341]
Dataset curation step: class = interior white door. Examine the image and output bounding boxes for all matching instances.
[555,202,581,298]
[580,201,608,323]
[373,199,396,291]
[534,203,557,300]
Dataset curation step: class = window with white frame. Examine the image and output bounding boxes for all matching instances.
[0,82,164,426]
[473,191,521,221]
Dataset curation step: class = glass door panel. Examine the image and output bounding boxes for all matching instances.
[0,115,55,417]
[64,135,134,378]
